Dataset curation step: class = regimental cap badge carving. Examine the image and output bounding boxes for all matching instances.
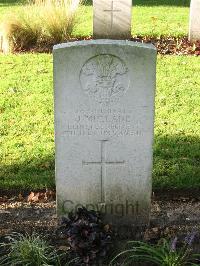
[80,54,130,104]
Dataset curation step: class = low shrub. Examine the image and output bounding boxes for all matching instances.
[0,0,81,52]
[110,233,200,266]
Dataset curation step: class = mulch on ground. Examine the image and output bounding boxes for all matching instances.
[133,36,200,55]
[12,36,200,56]
[1,191,200,250]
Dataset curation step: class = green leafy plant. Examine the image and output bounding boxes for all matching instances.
[0,232,62,266]
[110,233,200,266]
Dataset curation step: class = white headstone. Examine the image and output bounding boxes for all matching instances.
[93,0,132,39]
[189,0,200,42]
[54,40,156,228]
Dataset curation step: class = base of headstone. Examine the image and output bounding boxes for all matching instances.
[106,229,148,265]
[111,224,147,240]
[93,33,131,40]
[102,211,150,238]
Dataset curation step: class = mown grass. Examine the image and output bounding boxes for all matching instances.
[0,54,54,189]
[0,0,198,190]
[0,0,23,18]
[0,54,199,190]
[155,56,200,188]
[0,0,190,38]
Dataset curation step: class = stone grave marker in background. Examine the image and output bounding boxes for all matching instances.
[54,40,156,230]
[93,0,132,39]
[189,0,200,42]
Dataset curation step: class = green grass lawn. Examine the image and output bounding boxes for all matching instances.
[0,54,199,190]
[0,0,199,191]
[75,0,190,38]
[0,0,190,38]
[0,0,22,17]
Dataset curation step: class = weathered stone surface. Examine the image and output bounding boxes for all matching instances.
[93,0,132,39]
[189,0,200,42]
[53,40,156,227]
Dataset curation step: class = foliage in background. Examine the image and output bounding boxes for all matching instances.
[0,0,81,52]
[0,0,190,40]
[0,232,63,265]
[59,207,112,265]
[110,234,200,266]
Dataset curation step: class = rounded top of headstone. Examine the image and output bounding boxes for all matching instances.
[53,40,156,52]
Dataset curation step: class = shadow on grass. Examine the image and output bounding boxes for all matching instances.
[0,0,22,3]
[0,155,55,190]
[0,134,199,191]
[153,134,200,189]
[0,0,26,7]
[83,0,190,7]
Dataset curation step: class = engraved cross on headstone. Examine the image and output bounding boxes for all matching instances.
[82,140,125,203]
[104,0,121,30]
